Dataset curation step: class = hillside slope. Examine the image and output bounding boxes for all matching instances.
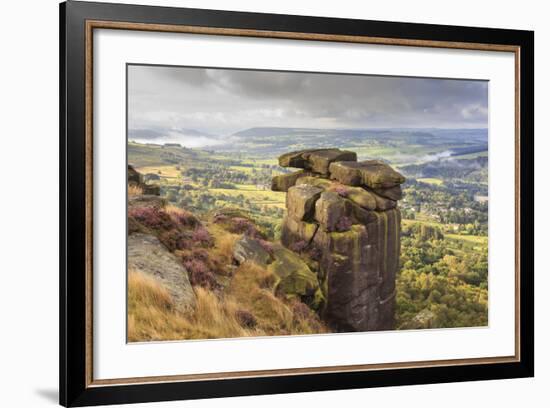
[127,183,327,341]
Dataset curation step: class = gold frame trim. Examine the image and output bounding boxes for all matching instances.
[84,20,521,388]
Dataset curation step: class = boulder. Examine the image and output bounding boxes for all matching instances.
[296,177,376,210]
[271,170,312,192]
[296,176,334,189]
[286,184,323,221]
[373,185,403,201]
[359,160,406,188]
[314,191,352,232]
[363,160,406,188]
[329,160,406,189]
[372,192,397,211]
[302,149,357,175]
[268,245,324,308]
[348,200,378,225]
[345,187,377,210]
[278,148,357,174]
[128,233,195,311]
[233,236,273,265]
[278,149,319,168]
[328,161,364,186]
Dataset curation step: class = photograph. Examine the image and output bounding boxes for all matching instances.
[56,1,535,405]
[126,65,489,342]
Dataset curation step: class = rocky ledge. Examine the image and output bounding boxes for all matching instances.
[272,148,406,332]
[128,164,161,196]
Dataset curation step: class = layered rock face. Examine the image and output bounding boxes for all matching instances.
[273,149,405,332]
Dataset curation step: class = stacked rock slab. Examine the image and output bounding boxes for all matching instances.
[273,149,405,332]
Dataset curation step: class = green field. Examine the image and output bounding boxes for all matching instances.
[136,165,181,179]
[210,185,286,209]
[128,132,489,330]
[446,234,488,245]
[417,177,444,185]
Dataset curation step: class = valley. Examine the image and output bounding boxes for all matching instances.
[128,127,489,332]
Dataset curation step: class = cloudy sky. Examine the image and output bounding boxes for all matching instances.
[128,64,488,146]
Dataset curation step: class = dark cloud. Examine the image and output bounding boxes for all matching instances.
[128,65,488,141]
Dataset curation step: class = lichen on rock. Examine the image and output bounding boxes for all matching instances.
[302,149,357,175]
[286,184,323,222]
[279,148,357,175]
[314,191,352,232]
[233,235,273,266]
[272,148,405,332]
[329,160,406,189]
[373,185,403,201]
[280,215,319,249]
[268,245,324,309]
[271,170,314,192]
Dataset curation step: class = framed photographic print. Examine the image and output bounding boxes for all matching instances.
[59,1,534,406]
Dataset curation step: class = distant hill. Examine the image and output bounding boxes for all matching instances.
[129,127,218,140]
[128,127,222,149]
[401,156,489,183]
[128,141,203,167]
[216,127,488,163]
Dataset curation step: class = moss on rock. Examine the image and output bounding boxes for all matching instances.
[268,245,324,308]
[314,191,352,232]
[286,184,323,221]
[271,170,313,192]
[346,187,377,210]
[280,215,319,249]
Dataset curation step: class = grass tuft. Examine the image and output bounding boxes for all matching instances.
[128,184,143,197]
[128,269,252,341]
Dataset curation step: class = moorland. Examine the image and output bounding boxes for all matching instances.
[127,127,489,340]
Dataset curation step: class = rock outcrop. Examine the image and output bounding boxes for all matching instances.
[233,236,273,266]
[268,245,324,309]
[273,148,405,332]
[230,234,323,309]
[128,233,196,311]
[128,164,161,196]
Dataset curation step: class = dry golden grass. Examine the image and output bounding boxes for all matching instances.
[190,287,251,339]
[228,262,327,336]
[128,269,254,341]
[128,223,327,342]
[128,269,173,310]
[208,224,240,263]
[128,184,143,197]
[128,269,189,341]
[164,204,187,216]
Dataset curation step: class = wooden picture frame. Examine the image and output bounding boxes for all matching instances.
[60,1,534,406]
